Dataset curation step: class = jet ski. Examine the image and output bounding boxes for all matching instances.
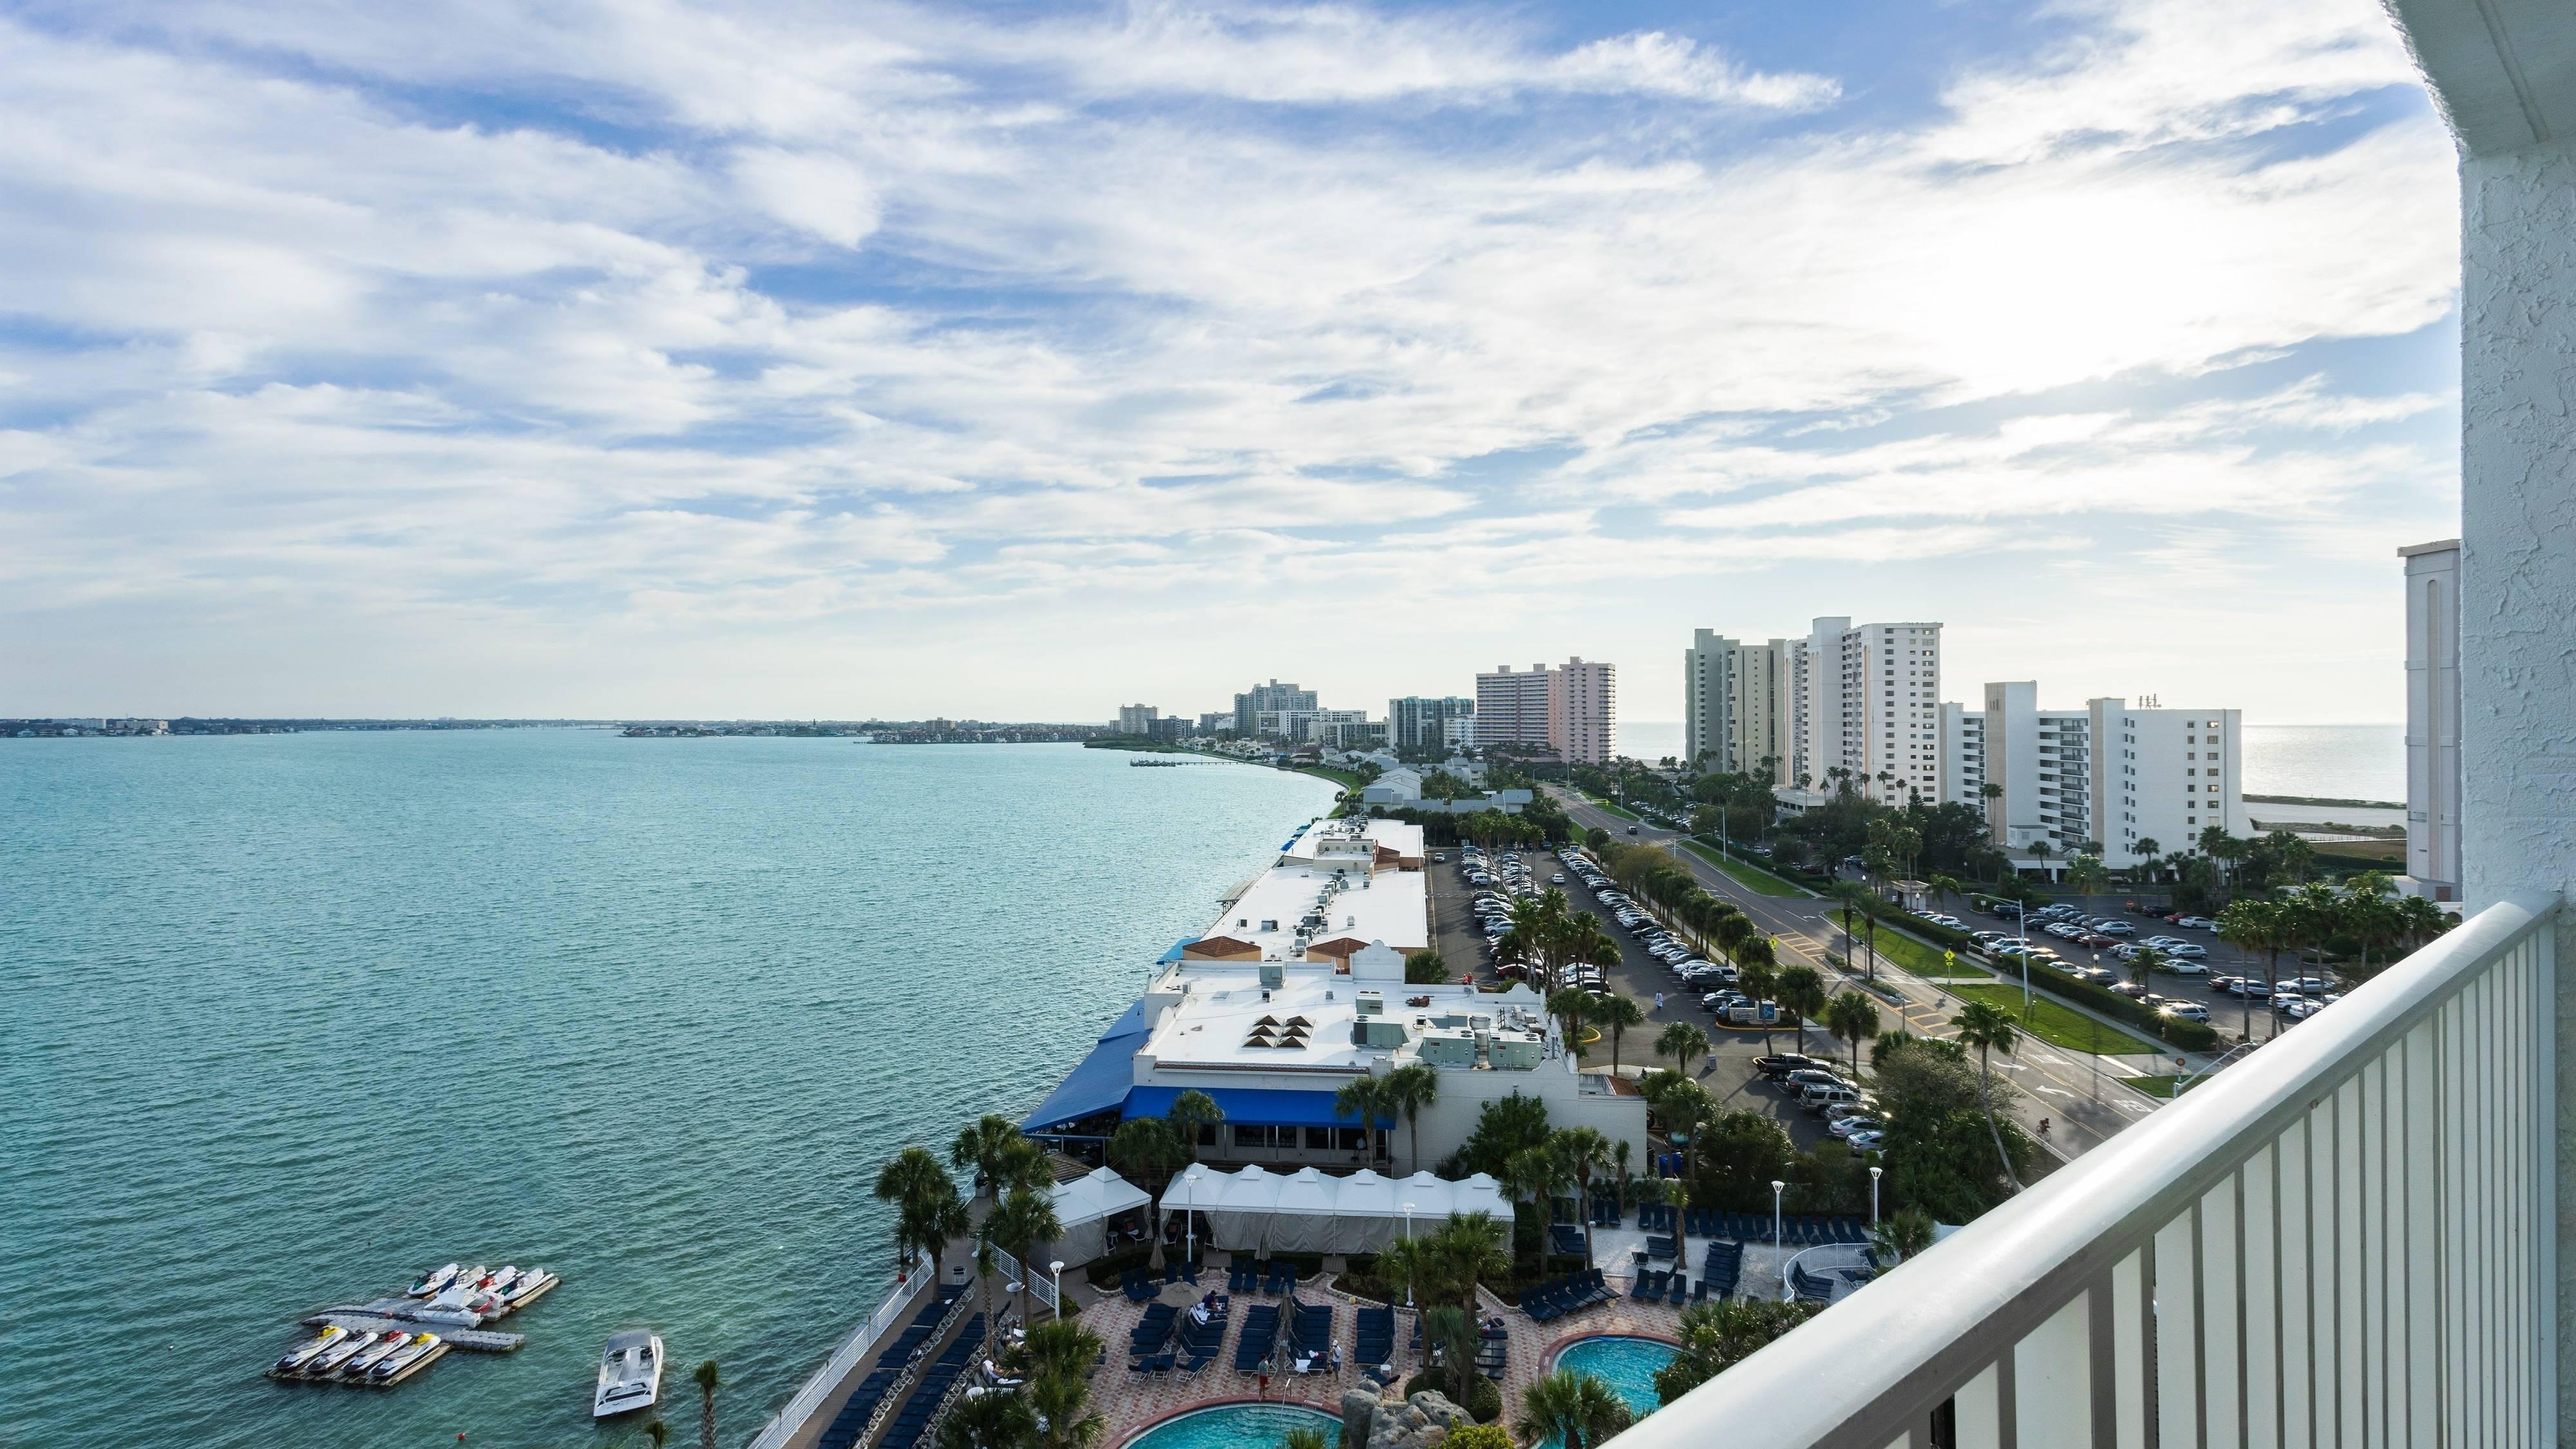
[370,1332,441,1381]
[273,1327,344,1374]
[306,1330,378,1376]
[341,1333,410,1378]
[408,1264,460,1298]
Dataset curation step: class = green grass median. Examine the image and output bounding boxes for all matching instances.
[1678,840,1804,898]
[1940,983,2161,1055]
[1586,795,1640,820]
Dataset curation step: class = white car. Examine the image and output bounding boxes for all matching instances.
[2164,943,2209,960]
[2175,915,2217,930]
[2159,960,2210,976]
[1844,1130,1885,1151]
[2159,1002,2210,1023]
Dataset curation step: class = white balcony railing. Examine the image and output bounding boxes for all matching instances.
[1620,893,2558,1448]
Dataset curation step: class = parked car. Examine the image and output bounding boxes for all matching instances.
[1844,1130,1886,1151]
[2159,1001,2210,1023]
[2159,960,2210,976]
[1755,1054,1833,1079]
[2286,976,2333,994]
[2110,981,2148,999]
[2164,943,2209,960]
[1801,1084,1865,1114]
[1827,1113,1882,1140]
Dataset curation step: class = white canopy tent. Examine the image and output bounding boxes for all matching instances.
[1048,1166,1152,1265]
[1190,1166,1517,1256]
[1206,1165,1283,1253]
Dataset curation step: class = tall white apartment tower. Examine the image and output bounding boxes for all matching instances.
[1795,618,1942,802]
[1474,664,1555,752]
[2400,539,2463,901]
[1552,657,1618,765]
[1683,631,1792,781]
[1982,683,2248,866]
[1938,703,1987,810]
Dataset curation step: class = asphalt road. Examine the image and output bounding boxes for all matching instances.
[1542,789,2171,1163]
[1423,844,1842,1153]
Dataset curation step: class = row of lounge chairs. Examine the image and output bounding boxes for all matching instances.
[1629,1269,1698,1305]
[1636,1203,1680,1232]
[881,1314,985,1449]
[1643,1235,1680,1262]
[1231,1302,1281,1370]
[1701,1241,1743,1298]
[816,1286,969,1449]
[1587,1197,1622,1227]
[1630,1208,1875,1245]
[1353,1303,1394,1368]
[1520,1267,1618,1323]
[1117,1261,1204,1302]
[1224,1258,1302,1295]
[1548,1224,1587,1258]
[1285,1296,1333,1362]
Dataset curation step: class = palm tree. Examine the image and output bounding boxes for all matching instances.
[1166,1089,1225,1163]
[1546,986,1597,1059]
[2133,837,2163,888]
[1821,990,1880,1082]
[2065,853,2110,905]
[1952,1001,2024,1194]
[1775,965,1826,1055]
[1594,993,1645,1074]
[1656,1078,1714,1186]
[1020,1318,1107,1449]
[2215,897,2286,1039]
[1867,1206,1937,1266]
[1926,873,1963,916]
[936,1384,1039,1449]
[1549,1128,1615,1262]
[1736,949,1779,1055]
[1385,1063,1440,1173]
[1654,1019,1709,1075]
[645,1420,669,1449]
[951,1115,1032,1202]
[1332,1074,1394,1170]
[692,1360,721,1449]
[1419,1213,1512,1389]
[986,1187,1063,1325]
[875,1146,954,1278]
[2127,945,2165,992]
[1515,1368,1634,1449]
[1107,1117,1186,1266]
[1281,1427,1332,1449]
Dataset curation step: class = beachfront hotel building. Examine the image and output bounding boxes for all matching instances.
[1386,695,1474,753]
[1937,701,1986,812]
[1772,617,1943,805]
[1974,684,2248,867]
[1231,679,1316,737]
[1474,658,1617,764]
[1021,815,1646,1169]
[1681,630,1793,782]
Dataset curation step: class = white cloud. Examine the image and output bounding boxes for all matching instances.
[0,0,2463,723]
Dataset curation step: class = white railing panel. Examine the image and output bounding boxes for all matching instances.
[2012,1294,2089,1439]
[2112,1250,2148,1449]
[1593,893,2557,1449]
[2243,1146,2278,1449]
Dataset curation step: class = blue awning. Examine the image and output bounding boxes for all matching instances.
[1124,1085,1365,1129]
[1019,1003,1151,1134]
[1155,938,1195,965]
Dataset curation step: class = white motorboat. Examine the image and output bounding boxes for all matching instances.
[504,1268,554,1305]
[306,1330,378,1376]
[408,1263,460,1298]
[273,1327,344,1374]
[370,1333,440,1381]
[413,1282,486,1327]
[341,1332,410,1378]
[592,1330,665,1418]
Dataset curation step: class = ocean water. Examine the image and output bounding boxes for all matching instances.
[2239,724,2405,802]
[0,733,1333,1449]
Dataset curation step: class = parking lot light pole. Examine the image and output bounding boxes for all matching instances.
[1868,1166,1881,1225]
[1772,1180,1788,1301]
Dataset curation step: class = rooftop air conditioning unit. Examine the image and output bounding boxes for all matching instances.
[1259,963,1284,990]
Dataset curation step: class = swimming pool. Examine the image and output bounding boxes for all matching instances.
[1551,1334,1679,1419]
[1119,1403,1343,1449]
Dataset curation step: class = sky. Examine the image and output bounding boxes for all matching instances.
[0,0,2465,724]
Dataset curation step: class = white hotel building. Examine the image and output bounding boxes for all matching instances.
[1965,684,2248,868]
[1019,816,1645,1168]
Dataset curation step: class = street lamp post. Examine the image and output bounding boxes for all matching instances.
[1049,1260,1064,1319]
[1179,1167,1203,1273]
[1868,1166,1881,1225]
[1401,1201,1416,1309]
[1771,1180,1788,1302]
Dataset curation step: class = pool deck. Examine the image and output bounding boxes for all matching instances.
[1073,1260,1736,1445]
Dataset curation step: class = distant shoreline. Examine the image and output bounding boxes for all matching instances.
[2244,792,2405,810]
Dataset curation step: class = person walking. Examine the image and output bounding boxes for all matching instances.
[1654,990,1665,1014]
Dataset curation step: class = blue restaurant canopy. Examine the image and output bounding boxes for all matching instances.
[1122,1085,1360,1129]
[1019,1003,1151,1134]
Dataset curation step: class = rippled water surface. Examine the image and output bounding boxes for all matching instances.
[0,732,1333,1449]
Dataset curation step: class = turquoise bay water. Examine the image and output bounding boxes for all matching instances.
[1119,1403,1339,1449]
[0,733,1332,1449]
[1551,1334,1676,1422]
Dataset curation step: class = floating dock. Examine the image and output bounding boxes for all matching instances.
[267,1341,454,1388]
[301,1309,524,1353]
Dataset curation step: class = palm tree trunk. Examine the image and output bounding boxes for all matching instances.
[1976,1051,2023,1193]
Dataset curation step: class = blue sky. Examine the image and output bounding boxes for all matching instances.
[0,0,2461,722]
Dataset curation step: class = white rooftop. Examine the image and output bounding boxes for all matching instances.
[1139,967,1549,1072]
[1199,819,1428,960]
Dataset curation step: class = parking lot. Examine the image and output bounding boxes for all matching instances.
[1424,844,1844,1150]
[1936,894,2327,1043]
